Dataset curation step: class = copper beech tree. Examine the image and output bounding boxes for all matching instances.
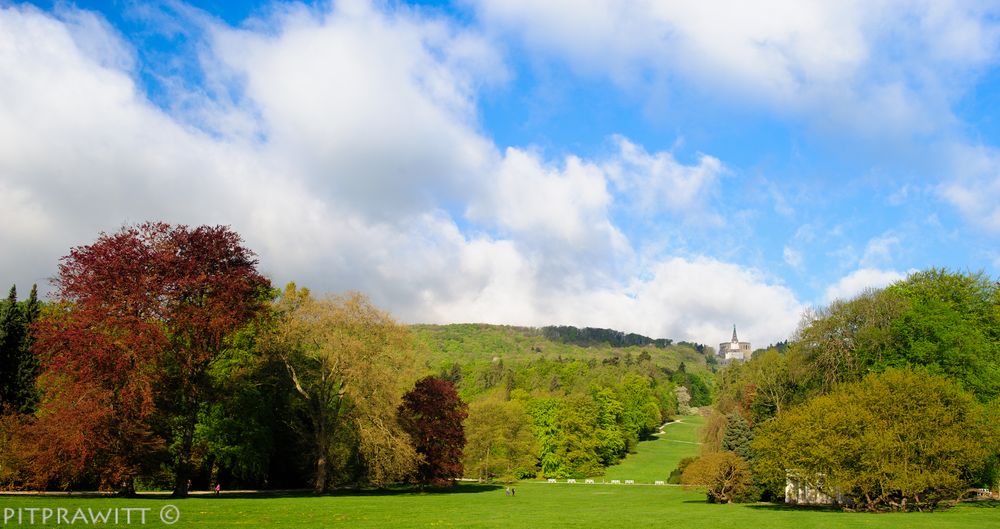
[28,223,270,496]
[398,377,468,486]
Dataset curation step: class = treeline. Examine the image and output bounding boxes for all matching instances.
[541,326,673,349]
[0,224,464,495]
[0,222,712,494]
[681,269,1000,512]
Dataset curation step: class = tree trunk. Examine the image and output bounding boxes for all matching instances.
[314,455,328,494]
[172,401,199,498]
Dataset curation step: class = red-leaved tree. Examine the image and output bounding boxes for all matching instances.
[398,377,468,486]
[28,223,270,495]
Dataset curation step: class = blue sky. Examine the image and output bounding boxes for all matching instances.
[3,0,1000,347]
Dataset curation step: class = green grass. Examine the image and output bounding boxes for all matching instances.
[2,486,996,528]
[602,415,705,483]
[3,414,997,528]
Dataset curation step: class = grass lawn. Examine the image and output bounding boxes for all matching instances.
[2,486,996,528]
[2,414,996,528]
[603,415,705,483]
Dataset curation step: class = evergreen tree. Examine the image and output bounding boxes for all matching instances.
[721,412,754,460]
[0,286,25,412]
[13,285,40,413]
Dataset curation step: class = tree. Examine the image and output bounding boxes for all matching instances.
[681,451,753,503]
[675,386,692,415]
[617,374,662,450]
[269,285,418,492]
[463,397,537,482]
[754,368,994,511]
[29,223,270,495]
[721,412,753,460]
[791,270,1000,401]
[399,377,468,486]
[0,285,40,414]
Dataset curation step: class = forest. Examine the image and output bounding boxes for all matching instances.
[0,223,714,496]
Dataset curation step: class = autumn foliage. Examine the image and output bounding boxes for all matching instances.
[25,223,270,493]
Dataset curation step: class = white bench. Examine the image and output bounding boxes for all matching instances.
[625,480,635,485]
[654,481,665,485]
[610,480,621,485]
[584,479,595,484]
[567,479,577,484]
[547,478,556,483]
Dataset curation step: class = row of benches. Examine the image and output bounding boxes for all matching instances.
[546,479,666,485]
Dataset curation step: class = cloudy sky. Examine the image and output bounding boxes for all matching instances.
[3,0,1000,347]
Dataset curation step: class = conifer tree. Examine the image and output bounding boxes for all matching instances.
[721,412,754,460]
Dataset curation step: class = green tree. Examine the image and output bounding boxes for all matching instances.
[721,412,754,460]
[464,396,537,482]
[0,285,40,414]
[754,368,994,511]
[592,387,626,464]
[269,285,419,492]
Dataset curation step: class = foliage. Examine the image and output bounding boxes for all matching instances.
[542,326,673,348]
[269,285,418,492]
[675,386,692,415]
[0,284,40,414]
[399,377,468,486]
[754,368,994,511]
[681,451,754,503]
[791,270,1000,401]
[668,456,697,484]
[26,223,271,495]
[464,396,537,482]
[721,412,754,460]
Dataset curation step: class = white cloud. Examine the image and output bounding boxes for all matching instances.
[473,0,1000,138]
[604,136,724,224]
[0,3,806,347]
[783,246,803,269]
[939,143,1000,232]
[823,268,909,303]
[859,234,901,268]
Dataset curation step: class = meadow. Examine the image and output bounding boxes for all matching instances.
[2,414,995,528]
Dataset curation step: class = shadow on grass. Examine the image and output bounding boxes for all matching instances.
[744,502,841,512]
[962,500,999,509]
[1,484,504,501]
[677,499,841,513]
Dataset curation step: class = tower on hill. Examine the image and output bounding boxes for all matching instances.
[719,325,751,362]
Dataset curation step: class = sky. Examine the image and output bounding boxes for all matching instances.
[3,0,1000,348]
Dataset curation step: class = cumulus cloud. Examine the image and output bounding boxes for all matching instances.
[0,2,805,347]
[823,268,909,303]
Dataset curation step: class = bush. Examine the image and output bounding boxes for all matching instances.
[681,451,754,503]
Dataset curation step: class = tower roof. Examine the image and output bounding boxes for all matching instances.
[731,325,738,343]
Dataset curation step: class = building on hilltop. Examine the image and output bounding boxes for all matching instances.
[719,325,751,362]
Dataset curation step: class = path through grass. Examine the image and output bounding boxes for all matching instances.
[602,415,704,483]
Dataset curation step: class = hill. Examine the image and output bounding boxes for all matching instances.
[411,323,713,373]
